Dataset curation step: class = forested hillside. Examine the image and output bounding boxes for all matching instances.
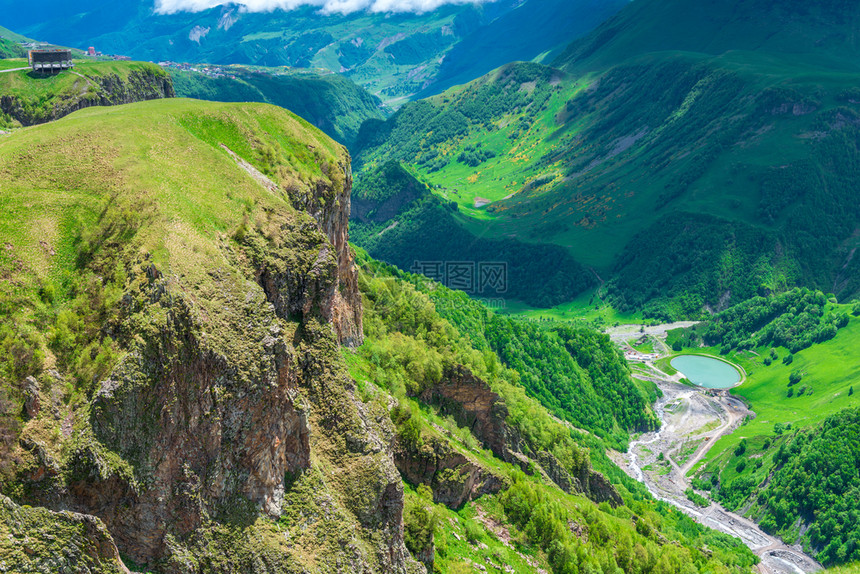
[354,254,758,573]
[350,161,595,307]
[695,409,860,566]
[407,276,660,448]
[352,0,860,317]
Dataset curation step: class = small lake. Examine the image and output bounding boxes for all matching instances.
[670,355,741,389]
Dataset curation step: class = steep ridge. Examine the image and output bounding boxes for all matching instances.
[415,0,626,97]
[0,99,415,572]
[0,495,129,573]
[353,255,760,573]
[170,66,385,146]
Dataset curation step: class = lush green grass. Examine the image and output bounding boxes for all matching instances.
[354,62,595,216]
[0,97,345,393]
[0,61,158,97]
[0,60,172,128]
[685,313,860,471]
[0,59,27,70]
[170,66,385,146]
[826,563,860,574]
[354,0,860,315]
[498,287,644,328]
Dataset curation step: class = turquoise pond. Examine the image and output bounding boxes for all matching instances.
[670,355,742,389]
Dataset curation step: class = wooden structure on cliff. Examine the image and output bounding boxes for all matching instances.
[28,49,74,74]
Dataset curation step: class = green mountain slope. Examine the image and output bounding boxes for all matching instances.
[350,161,595,307]
[3,0,621,106]
[555,0,860,73]
[170,65,385,146]
[0,98,415,572]
[0,94,762,573]
[0,60,174,128]
[354,0,860,318]
[415,0,626,97]
[353,255,758,573]
[0,26,26,59]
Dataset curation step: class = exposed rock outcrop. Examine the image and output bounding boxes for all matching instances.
[394,434,505,509]
[420,365,622,506]
[22,376,39,419]
[420,366,521,460]
[0,65,175,127]
[537,451,622,507]
[0,494,129,574]
[283,160,363,347]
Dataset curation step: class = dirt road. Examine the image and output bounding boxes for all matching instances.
[614,377,820,574]
[605,322,700,342]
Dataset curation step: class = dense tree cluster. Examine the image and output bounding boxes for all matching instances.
[758,409,860,565]
[502,476,756,574]
[416,283,659,448]
[605,213,790,321]
[358,254,589,475]
[701,288,848,353]
[457,143,496,167]
[351,164,594,307]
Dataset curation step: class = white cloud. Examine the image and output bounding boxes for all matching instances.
[153,0,493,15]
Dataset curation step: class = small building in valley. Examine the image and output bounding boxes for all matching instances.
[28,49,74,73]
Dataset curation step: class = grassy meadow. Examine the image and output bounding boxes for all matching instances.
[662,310,860,473]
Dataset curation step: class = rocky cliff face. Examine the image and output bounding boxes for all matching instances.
[394,434,505,509]
[0,495,129,574]
[0,101,415,574]
[281,163,363,348]
[60,196,398,571]
[419,366,621,507]
[420,366,521,459]
[0,65,175,127]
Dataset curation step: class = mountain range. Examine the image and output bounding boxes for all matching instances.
[4,0,860,572]
[2,0,625,105]
[353,0,860,318]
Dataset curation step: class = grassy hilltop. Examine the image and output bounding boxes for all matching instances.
[0,60,174,128]
[170,65,385,146]
[0,98,396,571]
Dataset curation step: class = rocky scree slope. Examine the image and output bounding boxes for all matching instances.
[0,99,418,573]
